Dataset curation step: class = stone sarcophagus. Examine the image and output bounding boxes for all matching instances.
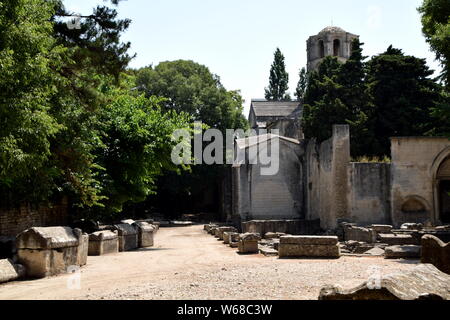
[88,230,119,256]
[134,222,155,248]
[278,236,340,258]
[238,233,261,254]
[16,227,88,278]
[114,224,138,252]
[217,227,237,241]
[223,232,239,245]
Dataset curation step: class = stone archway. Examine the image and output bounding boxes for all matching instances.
[437,157,450,223]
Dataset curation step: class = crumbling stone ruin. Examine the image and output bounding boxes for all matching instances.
[16,227,88,278]
[421,235,450,274]
[88,230,119,256]
[278,236,340,258]
[319,264,450,300]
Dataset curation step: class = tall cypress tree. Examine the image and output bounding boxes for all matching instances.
[295,67,307,102]
[265,48,290,101]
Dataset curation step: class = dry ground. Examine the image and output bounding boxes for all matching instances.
[0,225,419,300]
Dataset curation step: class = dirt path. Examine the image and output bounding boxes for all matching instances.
[0,225,419,300]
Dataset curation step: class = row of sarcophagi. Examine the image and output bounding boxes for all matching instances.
[12,220,158,279]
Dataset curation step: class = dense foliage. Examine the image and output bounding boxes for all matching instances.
[418,0,450,87]
[135,60,248,216]
[0,0,192,219]
[302,39,446,157]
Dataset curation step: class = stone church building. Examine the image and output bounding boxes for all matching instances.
[230,26,450,230]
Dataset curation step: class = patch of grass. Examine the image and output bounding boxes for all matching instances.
[352,156,391,163]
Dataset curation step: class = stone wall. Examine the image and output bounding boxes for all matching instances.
[348,163,391,225]
[305,125,350,230]
[390,137,450,227]
[0,198,69,237]
[232,138,304,221]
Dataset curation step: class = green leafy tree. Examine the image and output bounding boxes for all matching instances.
[0,0,65,203]
[418,0,450,140]
[265,48,290,101]
[88,92,191,217]
[418,0,450,87]
[136,60,247,131]
[136,60,247,216]
[295,67,307,102]
[366,45,442,156]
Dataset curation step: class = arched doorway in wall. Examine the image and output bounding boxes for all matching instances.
[333,39,340,56]
[437,157,450,223]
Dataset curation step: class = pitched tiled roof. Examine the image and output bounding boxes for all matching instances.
[251,100,300,118]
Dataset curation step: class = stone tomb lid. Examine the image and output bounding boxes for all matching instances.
[114,223,137,236]
[133,221,155,232]
[280,235,338,245]
[89,230,118,241]
[16,227,80,249]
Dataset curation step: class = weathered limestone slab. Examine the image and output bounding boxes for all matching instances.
[385,245,421,259]
[319,264,450,300]
[259,246,278,256]
[280,236,338,245]
[217,227,237,240]
[371,225,393,234]
[241,220,321,237]
[344,225,376,243]
[16,227,87,278]
[264,232,286,239]
[238,233,260,254]
[114,224,138,252]
[378,234,417,245]
[279,244,340,258]
[421,235,450,274]
[0,259,25,284]
[401,223,423,231]
[279,236,340,258]
[134,222,155,248]
[88,231,119,256]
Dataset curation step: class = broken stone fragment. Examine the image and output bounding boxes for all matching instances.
[344,225,376,243]
[364,247,385,256]
[378,234,418,245]
[0,259,25,284]
[384,245,421,259]
[370,225,393,234]
[421,235,450,274]
[239,233,261,241]
[264,232,286,240]
[319,264,450,300]
[401,223,423,231]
